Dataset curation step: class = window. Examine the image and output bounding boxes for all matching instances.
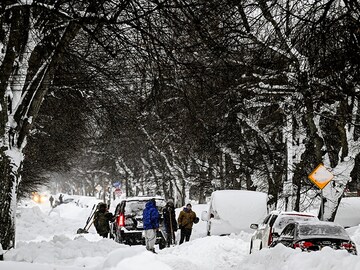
[269,215,278,227]
[262,214,271,225]
[299,224,347,237]
[282,224,295,238]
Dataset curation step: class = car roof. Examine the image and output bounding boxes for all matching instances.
[270,210,317,217]
[123,196,165,202]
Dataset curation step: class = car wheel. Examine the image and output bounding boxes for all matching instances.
[159,239,166,250]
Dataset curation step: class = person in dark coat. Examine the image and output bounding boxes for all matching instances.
[143,198,159,253]
[58,194,63,204]
[49,196,54,207]
[178,203,197,244]
[94,203,114,238]
[163,200,177,247]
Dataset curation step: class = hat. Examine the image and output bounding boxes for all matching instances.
[186,203,192,207]
[98,202,107,210]
[167,199,174,206]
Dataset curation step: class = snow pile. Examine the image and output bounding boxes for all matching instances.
[104,250,172,270]
[72,195,103,209]
[15,204,95,242]
[6,235,138,267]
[242,244,360,270]
[158,234,250,269]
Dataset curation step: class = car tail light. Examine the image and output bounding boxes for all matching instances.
[294,241,314,249]
[268,230,273,246]
[341,242,356,251]
[117,214,125,227]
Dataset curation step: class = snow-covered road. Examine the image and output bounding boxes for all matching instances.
[3,196,360,270]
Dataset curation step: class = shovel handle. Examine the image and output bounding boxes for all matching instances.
[84,219,94,231]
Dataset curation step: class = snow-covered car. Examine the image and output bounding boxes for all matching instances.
[334,197,360,228]
[112,196,167,248]
[270,221,357,255]
[201,190,268,236]
[250,211,319,253]
[62,198,75,204]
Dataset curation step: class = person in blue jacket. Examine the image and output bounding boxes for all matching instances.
[143,198,160,253]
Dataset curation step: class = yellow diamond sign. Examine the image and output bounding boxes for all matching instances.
[308,164,334,190]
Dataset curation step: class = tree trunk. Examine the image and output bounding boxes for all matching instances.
[0,7,81,249]
[0,152,17,250]
[0,5,32,251]
[245,169,256,191]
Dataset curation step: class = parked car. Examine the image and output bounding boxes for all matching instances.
[270,221,357,255]
[334,197,360,228]
[201,190,268,236]
[250,211,319,253]
[112,196,167,248]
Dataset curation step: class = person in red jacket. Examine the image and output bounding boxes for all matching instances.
[177,203,198,244]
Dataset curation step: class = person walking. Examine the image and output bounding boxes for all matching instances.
[94,202,114,238]
[49,195,54,208]
[58,194,63,204]
[143,198,160,253]
[178,203,198,244]
[162,200,177,247]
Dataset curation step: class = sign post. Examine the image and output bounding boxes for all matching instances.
[114,188,122,197]
[308,164,334,220]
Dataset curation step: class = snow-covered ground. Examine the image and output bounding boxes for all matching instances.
[2,195,360,270]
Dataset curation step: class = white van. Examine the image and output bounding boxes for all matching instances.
[201,190,268,236]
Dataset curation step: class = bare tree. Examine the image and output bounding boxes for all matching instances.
[0,0,169,251]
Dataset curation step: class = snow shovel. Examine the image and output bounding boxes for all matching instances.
[77,204,96,234]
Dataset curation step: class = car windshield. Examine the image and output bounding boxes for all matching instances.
[125,199,165,216]
[299,224,348,238]
[125,201,146,216]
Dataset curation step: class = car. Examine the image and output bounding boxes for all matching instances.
[334,197,360,228]
[31,192,46,203]
[112,196,167,248]
[270,221,357,255]
[62,198,75,204]
[250,211,319,253]
[201,190,268,236]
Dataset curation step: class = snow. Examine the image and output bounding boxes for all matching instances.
[2,194,360,270]
[334,197,360,228]
[272,211,319,233]
[205,190,268,235]
[295,221,349,238]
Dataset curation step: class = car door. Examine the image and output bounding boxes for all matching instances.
[252,214,273,251]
